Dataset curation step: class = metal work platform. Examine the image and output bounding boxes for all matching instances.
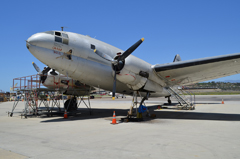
[9,74,92,118]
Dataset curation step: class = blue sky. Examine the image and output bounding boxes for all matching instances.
[1,0,240,92]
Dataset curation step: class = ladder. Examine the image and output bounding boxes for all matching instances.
[165,86,195,110]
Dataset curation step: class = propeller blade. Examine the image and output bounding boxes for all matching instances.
[118,38,144,61]
[94,49,113,62]
[42,67,51,74]
[112,67,117,100]
[32,62,42,74]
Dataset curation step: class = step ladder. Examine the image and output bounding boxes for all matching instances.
[165,86,195,110]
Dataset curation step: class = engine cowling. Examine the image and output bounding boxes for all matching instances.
[93,38,145,98]
[114,68,148,90]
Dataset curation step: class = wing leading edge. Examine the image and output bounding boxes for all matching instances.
[153,53,240,85]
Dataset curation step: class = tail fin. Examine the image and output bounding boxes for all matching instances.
[173,54,181,62]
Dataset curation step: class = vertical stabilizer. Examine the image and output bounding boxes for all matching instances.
[173,54,182,62]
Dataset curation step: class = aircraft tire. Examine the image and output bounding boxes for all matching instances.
[64,98,78,111]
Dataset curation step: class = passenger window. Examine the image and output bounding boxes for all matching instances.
[55,36,62,43]
[91,44,95,50]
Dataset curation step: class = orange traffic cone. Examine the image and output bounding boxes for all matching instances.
[64,110,68,119]
[111,111,118,124]
[222,99,224,104]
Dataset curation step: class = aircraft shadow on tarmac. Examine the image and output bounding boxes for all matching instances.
[40,105,240,123]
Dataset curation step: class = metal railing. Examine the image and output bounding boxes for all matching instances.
[165,86,195,110]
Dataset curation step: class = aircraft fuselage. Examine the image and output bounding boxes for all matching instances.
[27,31,169,97]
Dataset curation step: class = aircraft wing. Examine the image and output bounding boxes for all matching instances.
[153,53,240,86]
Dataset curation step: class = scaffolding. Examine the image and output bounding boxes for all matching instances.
[9,74,92,118]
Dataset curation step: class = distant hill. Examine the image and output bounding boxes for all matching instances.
[223,80,240,83]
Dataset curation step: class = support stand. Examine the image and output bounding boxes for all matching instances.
[125,91,150,121]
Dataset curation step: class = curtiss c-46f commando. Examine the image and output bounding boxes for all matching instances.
[26,30,240,109]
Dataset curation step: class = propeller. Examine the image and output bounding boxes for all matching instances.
[94,38,144,100]
[32,62,51,83]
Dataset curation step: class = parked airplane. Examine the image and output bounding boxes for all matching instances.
[26,30,240,108]
[109,92,126,98]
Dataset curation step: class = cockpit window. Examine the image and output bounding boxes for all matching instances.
[54,32,68,45]
[62,33,69,45]
[63,38,68,45]
[62,33,68,38]
[55,36,62,43]
[55,32,61,36]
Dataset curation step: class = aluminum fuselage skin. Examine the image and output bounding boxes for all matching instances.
[27,31,170,97]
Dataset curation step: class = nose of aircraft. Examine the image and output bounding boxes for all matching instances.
[27,33,44,46]
[26,32,53,49]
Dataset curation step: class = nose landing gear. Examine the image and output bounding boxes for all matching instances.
[64,96,78,111]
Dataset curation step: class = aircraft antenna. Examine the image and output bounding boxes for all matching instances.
[61,26,68,31]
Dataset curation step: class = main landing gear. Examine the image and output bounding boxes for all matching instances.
[139,92,150,107]
[126,91,150,120]
[165,96,172,105]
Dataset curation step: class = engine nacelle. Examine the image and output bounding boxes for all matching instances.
[114,68,148,90]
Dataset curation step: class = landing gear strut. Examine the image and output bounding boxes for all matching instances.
[139,92,150,106]
[139,92,150,117]
[166,96,172,105]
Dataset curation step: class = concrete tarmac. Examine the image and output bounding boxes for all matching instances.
[0,95,240,159]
